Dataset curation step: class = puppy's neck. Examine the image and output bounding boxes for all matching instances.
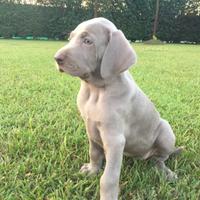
[80,71,128,89]
[80,64,106,87]
[80,74,105,88]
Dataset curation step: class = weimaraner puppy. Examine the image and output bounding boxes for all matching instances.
[54,17,183,200]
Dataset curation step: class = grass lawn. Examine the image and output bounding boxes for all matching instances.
[0,40,200,200]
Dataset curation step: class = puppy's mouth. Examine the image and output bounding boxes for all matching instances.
[56,64,66,73]
[59,68,64,73]
[57,63,77,73]
[57,64,85,77]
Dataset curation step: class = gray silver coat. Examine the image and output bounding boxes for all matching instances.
[55,18,182,200]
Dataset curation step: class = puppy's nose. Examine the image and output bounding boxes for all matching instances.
[54,55,64,65]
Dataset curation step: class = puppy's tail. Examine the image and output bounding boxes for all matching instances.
[171,146,184,157]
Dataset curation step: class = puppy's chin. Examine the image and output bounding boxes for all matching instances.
[59,68,64,73]
[69,71,90,79]
[57,64,75,75]
[79,73,90,80]
[58,66,89,79]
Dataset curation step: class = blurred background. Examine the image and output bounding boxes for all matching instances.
[0,0,199,43]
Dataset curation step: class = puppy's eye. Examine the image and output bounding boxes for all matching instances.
[83,38,93,45]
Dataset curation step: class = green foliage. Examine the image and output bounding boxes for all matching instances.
[104,0,155,41]
[176,15,200,43]
[185,0,200,15]
[0,3,90,39]
[0,40,200,199]
[0,0,199,42]
[157,0,186,42]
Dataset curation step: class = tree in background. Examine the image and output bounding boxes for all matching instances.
[185,0,200,15]
[82,0,121,18]
[36,0,82,8]
[0,0,199,42]
[152,0,159,39]
[82,0,100,17]
[157,0,188,42]
[94,0,98,17]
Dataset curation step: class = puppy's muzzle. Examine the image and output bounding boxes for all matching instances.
[54,54,65,72]
[54,55,64,65]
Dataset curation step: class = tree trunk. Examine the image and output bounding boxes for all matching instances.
[153,0,160,38]
[94,0,98,18]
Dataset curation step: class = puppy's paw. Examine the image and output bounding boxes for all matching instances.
[166,171,178,181]
[80,163,100,176]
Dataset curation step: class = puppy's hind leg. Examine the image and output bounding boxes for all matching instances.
[171,146,184,157]
[155,156,178,181]
[153,119,181,181]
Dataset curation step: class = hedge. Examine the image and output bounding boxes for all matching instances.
[0,3,91,39]
[0,2,199,43]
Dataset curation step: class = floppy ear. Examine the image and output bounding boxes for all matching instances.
[100,30,137,79]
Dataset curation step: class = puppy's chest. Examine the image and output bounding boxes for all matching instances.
[77,89,104,146]
[77,89,105,121]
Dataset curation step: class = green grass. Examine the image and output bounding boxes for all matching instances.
[0,40,200,200]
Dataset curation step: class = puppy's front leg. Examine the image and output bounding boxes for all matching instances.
[80,139,104,175]
[100,134,125,200]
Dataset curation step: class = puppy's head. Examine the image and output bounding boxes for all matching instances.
[54,17,137,80]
